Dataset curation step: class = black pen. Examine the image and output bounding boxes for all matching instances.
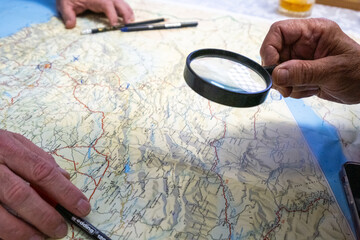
[32,185,112,240]
[120,21,198,32]
[56,205,111,240]
[81,18,166,34]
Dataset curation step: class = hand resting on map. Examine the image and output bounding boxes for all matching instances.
[56,0,135,29]
[260,18,360,104]
[0,129,91,240]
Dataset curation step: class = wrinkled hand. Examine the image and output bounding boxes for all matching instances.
[56,0,135,29]
[0,130,91,240]
[260,18,360,104]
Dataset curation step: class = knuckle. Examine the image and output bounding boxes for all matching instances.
[103,1,114,9]
[32,160,57,184]
[0,205,45,239]
[3,226,24,239]
[297,61,314,84]
[4,225,32,240]
[4,181,30,206]
[0,138,17,159]
[62,183,77,199]
[38,209,61,227]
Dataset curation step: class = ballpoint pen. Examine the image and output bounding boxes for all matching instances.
[120,21,198,32]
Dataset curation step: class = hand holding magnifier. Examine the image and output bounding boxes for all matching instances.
[184,49,275,107]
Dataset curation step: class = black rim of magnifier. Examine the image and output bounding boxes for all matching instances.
[184,48,272,107]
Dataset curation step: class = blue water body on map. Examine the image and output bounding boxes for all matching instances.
[87,146,92,159]
[0,0,57,38]
[124,163,130,173]
[285,98,354,235]
[124,157,131,173]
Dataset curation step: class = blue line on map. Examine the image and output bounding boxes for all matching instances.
[124,163,130,173]
[285,98,354,235]
[126,83,130,89]
[124,156,130,173]
[87,139,96,159]
[87,146,92,159]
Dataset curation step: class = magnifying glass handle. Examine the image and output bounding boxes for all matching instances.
[264,65,277,75]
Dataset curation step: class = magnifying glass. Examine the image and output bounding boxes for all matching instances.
[183,48,275,107]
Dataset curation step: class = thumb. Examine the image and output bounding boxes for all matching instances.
[273,59,329,88]
[58,3,77,29]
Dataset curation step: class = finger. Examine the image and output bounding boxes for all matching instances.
[0,134,91,217]
[289,89,320,99]
[259,19,297,65]
[0,165,67,239]
[11,131,58,167]
[260,29,282,66]
[59,167,71,179]
[272,58,333,87]
[114,0,135,23]
[260,18,328,65]
[100,1,119,26]
[57,0,77,29]
[5,130,70,180]
[272,85,292,98]
[0,204,45,240]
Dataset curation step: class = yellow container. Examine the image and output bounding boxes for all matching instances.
[278,0,315,17]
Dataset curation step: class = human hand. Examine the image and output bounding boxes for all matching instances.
[56,0,135,29]
[0,129,91,240]
[260,18,360,104]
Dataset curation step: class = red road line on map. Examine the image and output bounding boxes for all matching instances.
[262,197,323,240]
[52,150,96,184]
[51,67,111,201]
[0,72,43,109]
[71,84,109,200]
[70,224,75,239]
[208,101,232,240]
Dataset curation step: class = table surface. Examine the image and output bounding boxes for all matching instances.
[1,0,360,37]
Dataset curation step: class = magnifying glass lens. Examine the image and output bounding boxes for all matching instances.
[184,49,273,107]
[190,57,267,93]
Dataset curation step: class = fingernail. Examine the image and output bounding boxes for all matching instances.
[65,20,75,29]
[30,235,44,240]
[77,198,91,215]
[277,68,289,85]
[54,223,67,238]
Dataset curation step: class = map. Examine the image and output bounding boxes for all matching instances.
[0,0,356,239]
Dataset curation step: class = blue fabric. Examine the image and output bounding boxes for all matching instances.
[0,0,57,38]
